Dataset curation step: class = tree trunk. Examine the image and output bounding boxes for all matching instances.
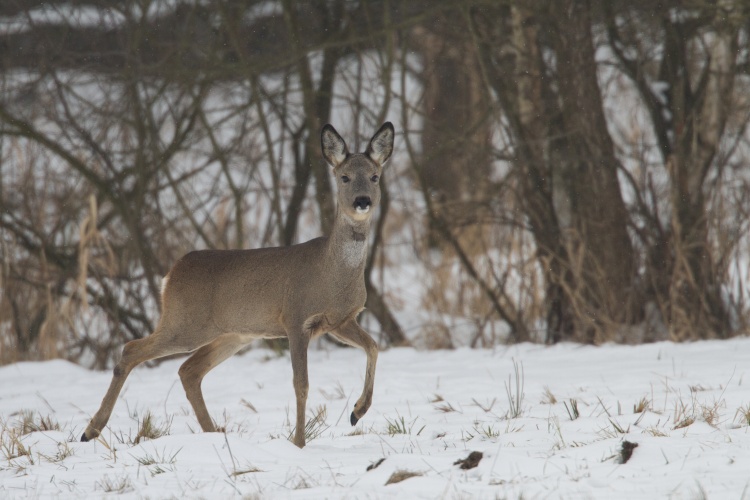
[475,0,640,343]
[664,1,739,339]
[410,13,492,247]
[547,0,639,341]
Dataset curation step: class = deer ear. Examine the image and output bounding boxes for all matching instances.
[366,122,394,166]
[321,124,348,168]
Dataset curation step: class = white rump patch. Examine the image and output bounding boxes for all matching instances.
[160,276,169,295]
[342,240,367,267]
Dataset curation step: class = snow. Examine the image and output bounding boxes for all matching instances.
[2,338,750,498]
[0,5,125,36]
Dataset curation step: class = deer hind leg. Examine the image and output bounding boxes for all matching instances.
[329,318,378,426]
[178,333,247,433]
[81,331,187,442]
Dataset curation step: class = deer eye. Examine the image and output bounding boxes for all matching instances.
[370,175,379,183]
[341,175,350,183]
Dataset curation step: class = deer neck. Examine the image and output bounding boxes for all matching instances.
[327,210,370,269]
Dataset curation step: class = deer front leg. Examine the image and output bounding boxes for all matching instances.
[288,332,310,448]
[330,319,378,426]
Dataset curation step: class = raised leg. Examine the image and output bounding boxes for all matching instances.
[288,333,310,448]
[81,333,183,442]
[178,333,247,433]
[329,319,378,425]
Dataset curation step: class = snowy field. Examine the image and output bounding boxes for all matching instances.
[2,338,750,499]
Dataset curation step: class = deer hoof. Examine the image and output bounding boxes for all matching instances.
[81,427,99,442]
[350,412,359,426]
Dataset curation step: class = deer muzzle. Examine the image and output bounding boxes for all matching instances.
[353,196,371,214]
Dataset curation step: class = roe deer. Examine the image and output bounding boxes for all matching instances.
[81,122,395,448]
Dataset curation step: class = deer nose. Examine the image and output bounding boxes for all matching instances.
[353,196,371,212]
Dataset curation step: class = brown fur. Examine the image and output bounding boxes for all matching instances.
[81,123,395,448]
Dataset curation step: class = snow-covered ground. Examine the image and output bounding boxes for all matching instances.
[2,337,750,499]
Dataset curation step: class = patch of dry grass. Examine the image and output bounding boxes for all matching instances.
[385,469,423,485]
[132,411,172,445]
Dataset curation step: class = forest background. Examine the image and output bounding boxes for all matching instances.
[1,0,749,368]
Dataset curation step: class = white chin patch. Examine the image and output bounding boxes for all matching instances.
[356,206,370,214]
